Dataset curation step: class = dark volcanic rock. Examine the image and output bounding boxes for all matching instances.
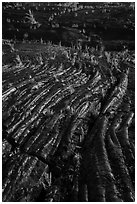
[2,2,135,50]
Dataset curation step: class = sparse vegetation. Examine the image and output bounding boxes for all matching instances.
[2,2,135,202]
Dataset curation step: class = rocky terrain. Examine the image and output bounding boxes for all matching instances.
[3,2,135,49]
[2,2,135,202]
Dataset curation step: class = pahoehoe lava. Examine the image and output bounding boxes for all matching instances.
[2,2,135,202]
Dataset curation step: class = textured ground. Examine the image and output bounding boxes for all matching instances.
[2,2,135,202]
[2,41,135,201]
[2,2,135,50]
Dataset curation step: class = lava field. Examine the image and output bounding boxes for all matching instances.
[2,2,135,202]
